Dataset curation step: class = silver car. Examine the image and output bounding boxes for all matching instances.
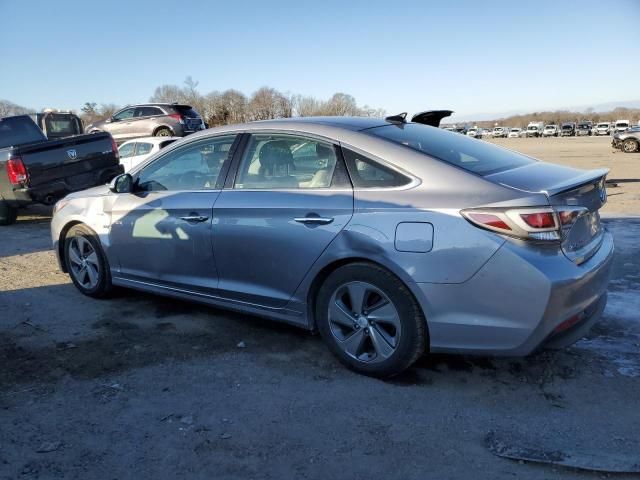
[51,116,614,377]
[85,103,206,142]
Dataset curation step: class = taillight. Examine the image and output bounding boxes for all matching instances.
[461,207,561,241]
[6,157,28,185]
[110,135,119,160]
[466,212,512,232]
[520,212,556,229]
[169,113,184,124]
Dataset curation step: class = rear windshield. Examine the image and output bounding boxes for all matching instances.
[0,116,46,149]
[44,115,80,137]
[616,122,629,127]
[598,124,609,127]
[527,126,538,130]
[174,106,201,118]
[159,139,178,149]
[510,128,520,132]
[562,125,573,129]
[367,123,535,176]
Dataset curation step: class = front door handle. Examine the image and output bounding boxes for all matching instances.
[180,215,209,223]
[294,217,334,225]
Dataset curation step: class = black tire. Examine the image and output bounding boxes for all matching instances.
[0,200,18,226]
[315,262,427,378]
[622,139,639,153]
[64,224,112,298]
[154,127,172,137]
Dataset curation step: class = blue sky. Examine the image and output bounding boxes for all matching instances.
[1,0,639,120]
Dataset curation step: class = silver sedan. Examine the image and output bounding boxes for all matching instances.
[51,116,614,377]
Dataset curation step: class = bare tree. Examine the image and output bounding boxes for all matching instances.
[248,87,291,121]
[0,99,31,117]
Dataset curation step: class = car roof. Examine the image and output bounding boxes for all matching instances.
[119,136,180,146]
[252,116,390,131]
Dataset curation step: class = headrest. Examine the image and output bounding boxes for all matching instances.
[258,140,293,168]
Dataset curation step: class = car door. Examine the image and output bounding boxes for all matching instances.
[212,133,353,308]
[108,134,239,295]
[108,107,136,141]
[133,106,163,137]
[128,141,154,170]
[117,142,136,172]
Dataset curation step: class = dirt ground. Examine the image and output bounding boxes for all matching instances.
[1,137,639,479]
[489,135,640,215]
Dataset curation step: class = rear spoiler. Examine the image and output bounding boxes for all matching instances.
[385,110,454,128]
[544,168,609,196]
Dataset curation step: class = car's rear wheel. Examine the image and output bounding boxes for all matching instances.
[64,224,112,298]
[0,200,18,226]
[316,262,426,377]
[154,127,172,137]
[622,139,639,153]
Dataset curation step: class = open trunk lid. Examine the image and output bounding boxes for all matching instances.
[486,162,609,264]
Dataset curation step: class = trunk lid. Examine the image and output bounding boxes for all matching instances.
[486,162,608,264]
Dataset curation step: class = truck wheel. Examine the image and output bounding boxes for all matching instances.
[154,127,172,137]
[623,139,639,153]
[0,201,18,226]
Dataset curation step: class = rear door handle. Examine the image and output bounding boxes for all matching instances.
[180,215,209,223]
[294,217,334,225]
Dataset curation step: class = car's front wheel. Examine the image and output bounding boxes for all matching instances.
[622,139,639,153]
[64,224,112,298]
[316,262,427,377]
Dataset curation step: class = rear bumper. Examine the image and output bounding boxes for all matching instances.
[6,164,123,206]
[417,230,614,356]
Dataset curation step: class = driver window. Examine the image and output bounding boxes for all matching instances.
[136,135,236,192]
[113,108,135,121]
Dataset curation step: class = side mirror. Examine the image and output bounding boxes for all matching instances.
[106,118,114,123]
[109,173,134,193]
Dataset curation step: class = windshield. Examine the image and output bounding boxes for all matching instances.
[0,116,47,149]
[545,126,555,129]
[528,126,538,130]
[562,125,573,129]
[616,122,629,127]
[367,123,536,176]
[578,124,589,129]
[510,129,520,132]
[598,124,609,128]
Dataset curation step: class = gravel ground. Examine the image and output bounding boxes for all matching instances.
[1,136,639,479]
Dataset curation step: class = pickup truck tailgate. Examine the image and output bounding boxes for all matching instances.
[20,133,118,189]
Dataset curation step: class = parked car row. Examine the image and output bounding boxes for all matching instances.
[451,119,638,146]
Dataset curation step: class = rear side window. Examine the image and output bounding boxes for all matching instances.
[367,123,535,176]
[135,107,163,117]
[342,148,411,188]
[136,143,153,156]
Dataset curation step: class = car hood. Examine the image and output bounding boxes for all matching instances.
[66,184,112,200]
[485,162,609,196]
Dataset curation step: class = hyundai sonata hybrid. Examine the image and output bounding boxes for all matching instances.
[51,116,614,377]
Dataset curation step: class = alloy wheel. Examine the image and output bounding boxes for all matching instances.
[68,236,100,289]
[623,139,638,153]
[328,281,401,363]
